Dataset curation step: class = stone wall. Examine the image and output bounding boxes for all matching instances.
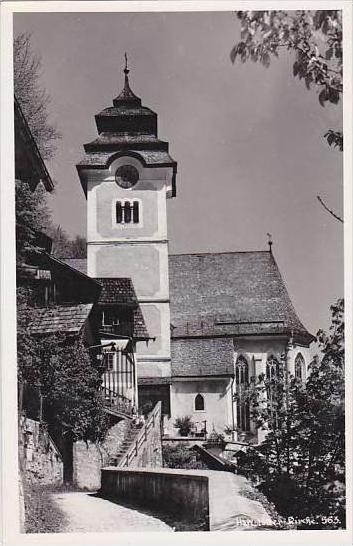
[19,417,63,486]
[73,403,163,489]
[73,419,129,490]
[100,467,210,530]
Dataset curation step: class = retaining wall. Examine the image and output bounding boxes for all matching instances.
[73,419,129,490]
[100,467,210,530]
[19,417,63,485]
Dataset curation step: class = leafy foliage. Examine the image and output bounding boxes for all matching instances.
[163,444,208,470]
[237,299,345,528]
[15,180,52,267]
[14,32,61,159]
[17,314,108,443]
[47,225,87,259]
[231,10,343,150]
[174,415,194,436]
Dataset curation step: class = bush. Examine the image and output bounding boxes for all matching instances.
[163,444,208,470]
[174,415,193,436]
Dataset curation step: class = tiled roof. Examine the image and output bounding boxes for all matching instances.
[95,278,138,306]
[97,106,155,117]
[63,258,87,275]
[84,132,169,153]
[61,262,149,339]
[76,149,176,169]
[172,337,234,377]
[169,251,313,343]
[95,277,149,339]
[29,304,93,335]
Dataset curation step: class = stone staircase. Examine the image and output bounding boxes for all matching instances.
[106,401,162,469]
[108,422,143,466]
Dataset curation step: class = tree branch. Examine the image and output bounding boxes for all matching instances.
[317,195,343,223]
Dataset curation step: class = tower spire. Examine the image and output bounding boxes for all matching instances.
[113,53,141,107]
[122,52,131,92]
[124,52,129,74]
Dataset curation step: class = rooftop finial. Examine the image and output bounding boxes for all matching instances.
[267,232,273,253]
[124,52,129,75]
[113,53,141,107]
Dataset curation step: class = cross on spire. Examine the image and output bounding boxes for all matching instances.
[124,52,129,75]
[113,53,142,107]
[267,232,273,253]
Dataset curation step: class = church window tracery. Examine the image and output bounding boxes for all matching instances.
[266,355,283,426]
[295,353,305,382]
[235,355,251,432]
[266,355,281,380]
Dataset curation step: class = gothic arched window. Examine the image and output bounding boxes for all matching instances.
[295,353,305,382]
[266,355,283,426]
[195,394,205,411]
[236,356,250,432]
[266,355,281,381]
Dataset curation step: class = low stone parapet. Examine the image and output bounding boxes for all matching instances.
[100,467,210,530]
[100,467,274,531]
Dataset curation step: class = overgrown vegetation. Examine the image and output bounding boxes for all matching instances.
[18,328,109,443]
[163,444,208,470]
[23,483,68,533]
[47,225,87,259]
[237,299,345,529]
[174,416,194,437]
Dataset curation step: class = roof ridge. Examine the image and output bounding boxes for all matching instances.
[169,250,270,257]
[95,277,133,281]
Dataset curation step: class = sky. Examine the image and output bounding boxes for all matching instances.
[14,11,343,336]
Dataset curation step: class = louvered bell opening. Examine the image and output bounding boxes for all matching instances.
[116,201,123,223]
[133,201,139,223]
[124,201,132,223]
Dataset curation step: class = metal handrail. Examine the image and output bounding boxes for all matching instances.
[100,386,133,416]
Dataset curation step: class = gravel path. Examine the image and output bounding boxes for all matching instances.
[52,492,173,533]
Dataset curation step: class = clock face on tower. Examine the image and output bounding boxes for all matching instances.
[115,165,139,189]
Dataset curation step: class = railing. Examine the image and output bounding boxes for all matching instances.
[118,401,161,468]
[190,421,208,439]
[101,386,133,416]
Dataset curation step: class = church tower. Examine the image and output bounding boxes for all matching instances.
[76,57,177,388]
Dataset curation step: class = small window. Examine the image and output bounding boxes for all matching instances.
[106,352,115,371]
[195,394,205,411]
[116,200,140,224]
[103,310,120,326]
